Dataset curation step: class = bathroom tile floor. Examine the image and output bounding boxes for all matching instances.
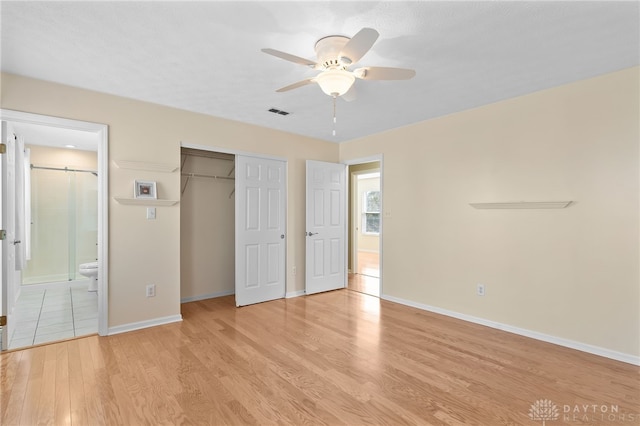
[8,282,98,350]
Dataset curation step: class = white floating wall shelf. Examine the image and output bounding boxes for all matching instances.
[113,160,178,173]
[113,197,178,206]
[469,201,573,209]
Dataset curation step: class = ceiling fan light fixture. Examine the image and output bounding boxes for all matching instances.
[316,69,355,97]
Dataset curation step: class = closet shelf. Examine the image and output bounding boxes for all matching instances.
[113,197,179,206]
[469,201,573,209]
[113,160,178,173]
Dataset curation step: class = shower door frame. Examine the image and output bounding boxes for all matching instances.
[0,109,109,337]
[27,164,99,284]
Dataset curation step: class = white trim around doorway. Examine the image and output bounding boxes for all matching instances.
[343,154,383,297]
[180,141,289,306]
[0,109,109,337]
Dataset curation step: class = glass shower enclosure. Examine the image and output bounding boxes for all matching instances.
[22,166,98,285]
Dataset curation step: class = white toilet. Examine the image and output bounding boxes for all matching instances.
[79,261,98,292]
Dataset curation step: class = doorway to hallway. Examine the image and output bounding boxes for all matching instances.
[347,161,381,298]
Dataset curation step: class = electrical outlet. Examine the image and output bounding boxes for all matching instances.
[477,283,485,296]
[292,266,297,276]
[146,284,156,297]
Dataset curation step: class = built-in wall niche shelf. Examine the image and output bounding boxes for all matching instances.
[469,201,573,209]
[113,160,178,173]
[113,197,178,206]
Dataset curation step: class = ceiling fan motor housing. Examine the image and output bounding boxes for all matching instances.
[314,35,351,69]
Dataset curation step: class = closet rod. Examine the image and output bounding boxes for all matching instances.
[31,165,98,176]
[181,172,234,180]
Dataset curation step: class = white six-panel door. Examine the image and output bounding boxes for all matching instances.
[235,155,286,306]
[305,160,347,295]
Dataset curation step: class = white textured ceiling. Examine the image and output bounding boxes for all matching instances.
[1,1,638,143]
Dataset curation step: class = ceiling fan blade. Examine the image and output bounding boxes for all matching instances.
[261,48,318,68]
[276,78,316,92]
[341,84,357,102]
[354,67,416,80]
[339,28,379,64]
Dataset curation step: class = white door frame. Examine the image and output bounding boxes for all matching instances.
[343,155,383,296]
[180,142,289,306]
[0,109,109,337]
[1,121,17,350]
[350,167,380,275]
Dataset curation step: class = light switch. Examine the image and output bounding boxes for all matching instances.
[146,207,156,220]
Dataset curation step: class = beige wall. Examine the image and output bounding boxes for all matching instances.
[180,152,235,299]
[340,67,640,358]
[29,145,97,169]
[2,72,338,328]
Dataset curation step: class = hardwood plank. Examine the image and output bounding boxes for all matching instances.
[34,344,57,424]
[1,289,638,425]
[78,337,107,425]
[53,343,71,426]
[19,345,46,425]
[0,350,26,425]
[0,350,21,394]
[67,340,89,426]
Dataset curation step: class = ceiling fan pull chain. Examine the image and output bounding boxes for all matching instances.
[332,95,337,137]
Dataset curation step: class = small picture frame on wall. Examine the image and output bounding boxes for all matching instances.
[134,180,157,199]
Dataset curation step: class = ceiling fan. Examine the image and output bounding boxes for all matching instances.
[262,28,416,100]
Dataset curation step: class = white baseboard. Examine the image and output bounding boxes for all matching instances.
[181,290,235,303]
[286,289,305,298]
[107,314,183,336]
[381,294,640,366]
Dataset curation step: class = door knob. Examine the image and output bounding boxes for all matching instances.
[12,240,21,245]
[306,232,318,237]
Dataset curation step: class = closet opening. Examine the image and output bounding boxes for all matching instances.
[180,148,235,303]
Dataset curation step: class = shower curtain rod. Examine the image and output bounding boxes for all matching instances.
[31,165,98,175]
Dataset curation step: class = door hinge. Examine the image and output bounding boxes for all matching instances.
[0,143,6,154]
[0,316,6,327]
[0,230,6,240]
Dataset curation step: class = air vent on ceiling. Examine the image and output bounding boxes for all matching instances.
[268,108,290,116]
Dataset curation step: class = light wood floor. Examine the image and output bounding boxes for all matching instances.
[356,251,380,278]
[348,273,380,297]
[349,251,380,296]
[1,290,638,425]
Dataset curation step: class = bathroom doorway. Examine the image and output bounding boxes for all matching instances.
[0,109,108,351]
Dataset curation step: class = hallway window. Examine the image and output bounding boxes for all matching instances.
[363,190,380,234]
